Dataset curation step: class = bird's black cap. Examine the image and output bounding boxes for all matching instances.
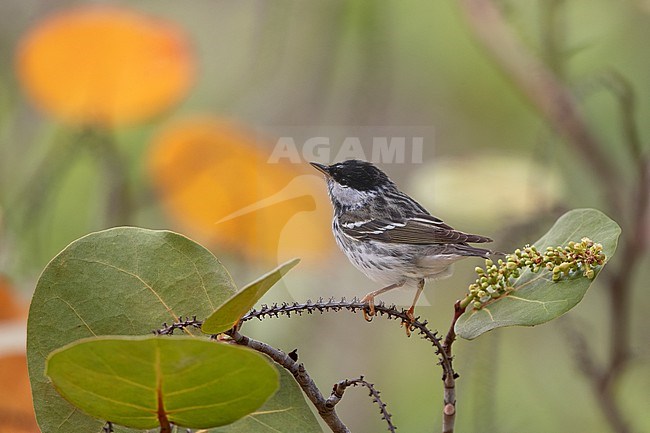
[310,159,391,191]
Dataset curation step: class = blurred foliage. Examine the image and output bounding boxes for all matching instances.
[0,1,648,433]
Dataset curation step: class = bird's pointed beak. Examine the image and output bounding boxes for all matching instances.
[310,161,331,177]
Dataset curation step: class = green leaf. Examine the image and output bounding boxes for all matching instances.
[46,336,279,429]
[202,259,300,334]
[455,209,621,340]
[28,227,237,433]
[213,367,322,433]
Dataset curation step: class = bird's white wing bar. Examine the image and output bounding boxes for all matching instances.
[339,215,492,245]
[410,216,446,225]
[341,220,406,235]
[341,220,373,229]
[360,221,407,234]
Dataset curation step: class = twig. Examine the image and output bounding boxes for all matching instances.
[326,377,396,433]
[440,301,466,433]
[597,70,645,161]
[560,317,599,379]
[561,317,631,433]
[153,316,202,335]
[596,70,649,401]
[86,128,134,226]
[227,329,351,433]
[539,0,567,78]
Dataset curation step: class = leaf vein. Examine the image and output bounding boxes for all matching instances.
[162,238,216,311]
[164,366,249,396]
[505,295,567,313]
[70,258,178,322]
[50,296,97,336]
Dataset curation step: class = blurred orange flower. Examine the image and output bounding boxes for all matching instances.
[0,276,25,321]
[0,277,36,433]
[16,6,194,127]
[147,116,335,264]
[0,355,38,433]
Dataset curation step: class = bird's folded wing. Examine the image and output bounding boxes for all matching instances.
[340,214,492,245]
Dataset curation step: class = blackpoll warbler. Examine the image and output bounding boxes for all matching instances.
[311,159,494,325]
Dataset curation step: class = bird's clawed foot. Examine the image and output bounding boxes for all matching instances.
[400,306,416,337]
[360,294,376,322]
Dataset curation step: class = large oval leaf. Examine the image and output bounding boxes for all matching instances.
[27,227,237,433]
[202,259,300,334]
[46,336,279,429]
[455,209,621,339]
[214,367,322,433]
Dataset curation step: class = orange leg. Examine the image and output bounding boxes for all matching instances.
[360,281,405,321]
[402,279,425,336]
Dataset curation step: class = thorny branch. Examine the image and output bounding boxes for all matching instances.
[155,298,458,432]
[239,297,454,377]
[456,1,649,432]
[226,329,351,433]
[153,316,202,335]
[155,319,346,432]
[326,377,396,433]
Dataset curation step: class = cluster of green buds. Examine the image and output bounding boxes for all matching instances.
[463,237,606,310]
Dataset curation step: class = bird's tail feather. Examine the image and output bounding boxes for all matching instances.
[453,244,496,259]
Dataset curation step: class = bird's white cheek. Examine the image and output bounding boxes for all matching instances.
[328,182,374,208]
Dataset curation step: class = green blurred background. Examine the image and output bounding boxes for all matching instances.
[0,1,648,432]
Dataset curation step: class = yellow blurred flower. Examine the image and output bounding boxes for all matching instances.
[147,116,335,264]
[16,6,195,127]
